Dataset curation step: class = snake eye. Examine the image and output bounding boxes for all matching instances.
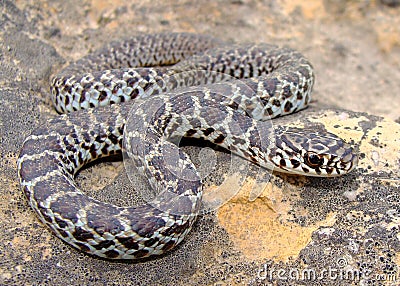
[305,152,323,167]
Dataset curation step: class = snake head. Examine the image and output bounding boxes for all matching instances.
[272,127,358,177]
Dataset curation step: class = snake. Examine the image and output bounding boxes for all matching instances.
[17,33,358,260]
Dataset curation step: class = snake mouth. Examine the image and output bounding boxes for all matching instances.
[337,148,359,173]
[306,149,359,177]
[299,147,359,177]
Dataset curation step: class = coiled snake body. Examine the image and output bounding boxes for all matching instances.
[17,33,358,259]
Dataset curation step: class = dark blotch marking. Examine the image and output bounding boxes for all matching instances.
[55,217,67,229]
[248,64,254,77]
[112,83,122,94]
[296,91,303,100]
[290,159,300,169]
[214,134,225,144]
[129,88,140,99]
[104,250,120,258]
[89,143,98,159]
[250,156,259,164]
[264,78,278,98]
[132,249,149,259]
[130,216,166,238]
[58,229,68,238]
[144,237,159,247]
[64,85,72,95]
[325,167,334,174]
[284,101,293,113]
[313,144,325,151]
[117,237,140,250]
[38,205,53,223]
[239,67,245,78]
[64,95,70,106]
[99,90,108,102]
[202,128,215,136]
[75,242,91,253]
[93,240,114,250]
[282,85,292,98]
[86,206,125,237]
[73,227,95,241]
[185,129,196,137]
[161,240,177,252]
[108,133,119,145]
[272,98,281,107]
[228,101,239,110]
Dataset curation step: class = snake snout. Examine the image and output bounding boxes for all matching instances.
[337,143,359,174]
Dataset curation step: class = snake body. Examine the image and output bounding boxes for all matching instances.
[17,33,358,259]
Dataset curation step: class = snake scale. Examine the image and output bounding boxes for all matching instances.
[17,33,358,259]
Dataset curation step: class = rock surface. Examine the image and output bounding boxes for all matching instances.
[1,0,400,285]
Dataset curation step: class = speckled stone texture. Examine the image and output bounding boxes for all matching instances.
[1,0,400,285]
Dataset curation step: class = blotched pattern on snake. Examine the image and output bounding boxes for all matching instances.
[17,33,358,259]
